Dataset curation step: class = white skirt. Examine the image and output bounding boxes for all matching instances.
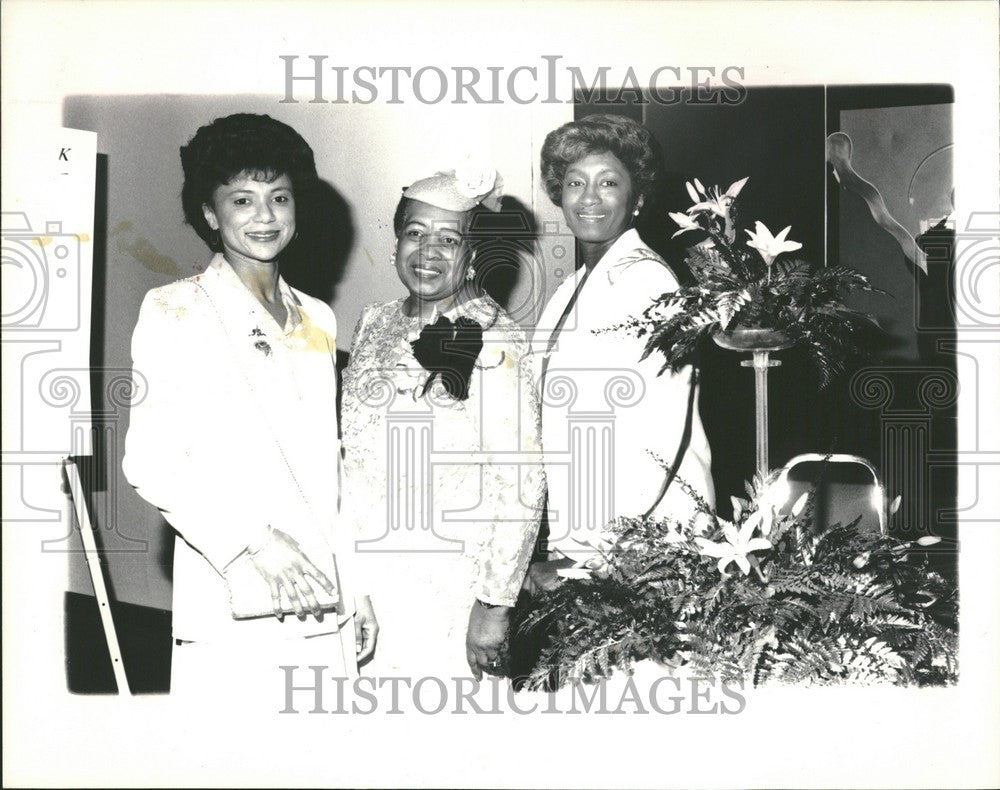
[170,627,356,711]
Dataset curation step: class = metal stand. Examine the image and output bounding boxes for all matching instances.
[63,458,131,695]
[713,328,793,479]
[741,351,781,478]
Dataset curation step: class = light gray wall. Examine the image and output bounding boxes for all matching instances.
[63,95,570,609]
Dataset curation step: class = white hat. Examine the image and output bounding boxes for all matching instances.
[404,161,504,213]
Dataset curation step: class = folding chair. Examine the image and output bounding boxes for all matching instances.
[772,453,887,534]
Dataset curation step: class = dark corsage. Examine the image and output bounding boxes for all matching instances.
[410,314,484,401]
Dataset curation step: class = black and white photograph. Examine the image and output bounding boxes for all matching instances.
[3,1,998,787]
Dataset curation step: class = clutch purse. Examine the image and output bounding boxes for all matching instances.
[223,542,341,620]
[195,282,343,621]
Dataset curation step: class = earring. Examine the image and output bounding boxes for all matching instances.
[210,230,220,247]
[632,208,641,216]
[465,267,477,281]
[390,252,397,266]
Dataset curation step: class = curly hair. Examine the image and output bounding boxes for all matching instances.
[540,114,660,209]
[180,113,318,249]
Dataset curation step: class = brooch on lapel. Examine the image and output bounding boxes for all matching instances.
[250,327,272,357]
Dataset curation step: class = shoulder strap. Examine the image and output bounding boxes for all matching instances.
[540,266,597,386]
[643,367,698,520]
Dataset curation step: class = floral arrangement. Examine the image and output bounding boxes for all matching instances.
[517,464,957,689]
[624,177,882,388]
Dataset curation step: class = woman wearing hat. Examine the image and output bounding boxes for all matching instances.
[340,163,544,679]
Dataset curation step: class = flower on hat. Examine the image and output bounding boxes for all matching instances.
[454,158,504,212]
[479,174,504,212]
[454,160,496,197]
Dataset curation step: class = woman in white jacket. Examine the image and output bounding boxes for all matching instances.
[527,114,716,589]
[123,113,376,698]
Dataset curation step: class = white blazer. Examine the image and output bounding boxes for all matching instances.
[534,229,715,557]
[123,254,346,642]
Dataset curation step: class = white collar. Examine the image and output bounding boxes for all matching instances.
[588,229,663,285]
[207,253,303,331]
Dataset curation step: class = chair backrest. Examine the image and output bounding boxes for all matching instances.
[774,453,886,534]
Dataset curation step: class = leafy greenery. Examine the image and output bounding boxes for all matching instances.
[517,469,957,690]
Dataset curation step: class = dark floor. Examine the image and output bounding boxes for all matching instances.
[65,591,172,694]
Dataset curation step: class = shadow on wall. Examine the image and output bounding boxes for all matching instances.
[280,178,355,305]
[469,195,540,319]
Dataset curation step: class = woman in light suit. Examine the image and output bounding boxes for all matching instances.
[527,114,715,589]
[123,113,376,697]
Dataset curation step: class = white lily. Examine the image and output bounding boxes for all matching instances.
[564,528,619,580]
[741,506,771,538]
[669,211,702,238]
[685,180,702,204]
[745,221,803,266]
[556,567,594,581]
[686,176,749,218]
[695,516,772,576]
[570,529,617,553]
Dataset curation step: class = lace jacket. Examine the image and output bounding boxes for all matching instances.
[340,296,544,607]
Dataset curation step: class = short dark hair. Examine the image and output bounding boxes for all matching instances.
[540,114,659,209]
[392,195,416,238]
[180,113,318,249]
